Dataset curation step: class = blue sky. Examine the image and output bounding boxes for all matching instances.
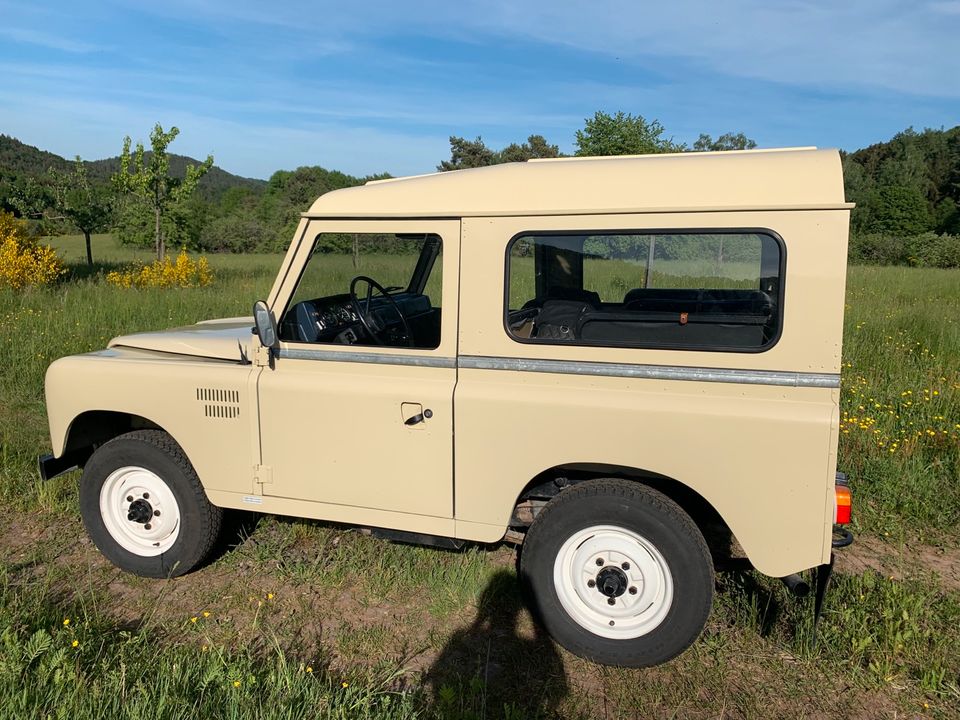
[1,0,958,179]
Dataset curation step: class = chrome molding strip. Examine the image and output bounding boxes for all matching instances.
[276,347,840,388]
[277,347,457,369]
[457,355,840,388]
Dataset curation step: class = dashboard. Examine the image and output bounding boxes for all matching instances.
[280,292,434,346]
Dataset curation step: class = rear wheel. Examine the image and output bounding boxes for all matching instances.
[80,430,223,578]
[520,479,714,667]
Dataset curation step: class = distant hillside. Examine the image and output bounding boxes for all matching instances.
[0,134,265,200]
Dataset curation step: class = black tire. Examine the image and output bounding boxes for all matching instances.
[79,430,224,578]
[519,479,714,667]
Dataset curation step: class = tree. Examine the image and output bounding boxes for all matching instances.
[51,157,113,266]
[112,123,213,260]
[859,184,934,236]
[574,111,684,156]
[438,134,562,171]
[437,136,496,171]
[693,132,757,152]
[498,135,561,163]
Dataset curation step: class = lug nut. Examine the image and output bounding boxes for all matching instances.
[622,562,631,571]
[629,586,637,595]
[587,579,596,588]
[153,510,161,516]
[609,620,615,626]
[596,558,604,566]
[142,492,150,499]
[607,597,615,606]
[126,495,134,502]
[144,523,152,530]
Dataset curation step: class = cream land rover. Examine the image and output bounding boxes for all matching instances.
[40,147,854,667]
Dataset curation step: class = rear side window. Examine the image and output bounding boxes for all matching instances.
[506,231,783,352]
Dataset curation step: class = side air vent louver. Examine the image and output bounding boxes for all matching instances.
[196,388,241,420]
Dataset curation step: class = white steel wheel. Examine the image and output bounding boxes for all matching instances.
[553,525,673,640]
[99,465,181,557]
[520,478,714,667]
[81,430,224,577]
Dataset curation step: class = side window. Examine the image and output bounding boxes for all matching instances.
[280,233,442,349]
[506,231,782,351]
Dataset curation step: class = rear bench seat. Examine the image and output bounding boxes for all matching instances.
[533,288,775,348]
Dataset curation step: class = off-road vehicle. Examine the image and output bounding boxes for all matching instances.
[41,147,854,667]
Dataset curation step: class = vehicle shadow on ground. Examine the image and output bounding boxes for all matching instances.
[424,569,568,719]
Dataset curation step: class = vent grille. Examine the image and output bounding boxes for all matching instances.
[196,387,241,420]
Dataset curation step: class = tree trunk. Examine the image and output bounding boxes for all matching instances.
[154,207,163,260]
[352,234,360,269]
[84,230,93,266]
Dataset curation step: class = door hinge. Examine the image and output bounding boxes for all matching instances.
[253,344,273,367]
[254,464,273,485]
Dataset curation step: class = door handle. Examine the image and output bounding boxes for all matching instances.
[404,408,433,426]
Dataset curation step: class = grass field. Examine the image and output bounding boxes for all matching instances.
[0,234,958,718]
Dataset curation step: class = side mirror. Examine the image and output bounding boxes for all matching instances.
[253,300,278,348]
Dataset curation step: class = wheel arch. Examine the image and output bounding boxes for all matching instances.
[60,410,168,467]
[511,462,741,570]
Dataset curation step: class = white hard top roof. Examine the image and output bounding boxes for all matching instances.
[305,147,850,219]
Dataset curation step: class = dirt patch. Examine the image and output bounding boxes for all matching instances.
[836,533,960,592]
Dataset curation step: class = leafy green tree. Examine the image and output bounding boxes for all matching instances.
[498,135,561,163]
[693,132,757,151]
[859,184,934,236]
[575,111,683,156]
[50,158,113,266]
[437,136,496,171]
[112,123,213,260]
[7,175,53,222]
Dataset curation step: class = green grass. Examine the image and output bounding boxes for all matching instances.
[839,266,960,540]
[1,234,960,718]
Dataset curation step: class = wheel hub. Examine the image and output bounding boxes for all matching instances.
[127,498,153,524]
[99,466,181,557]
[596,566,628,598]
[553,525,674,640]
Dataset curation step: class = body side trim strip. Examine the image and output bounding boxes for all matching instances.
[276,348,839,387]
[277,347,457,369]
[457,355,840,388]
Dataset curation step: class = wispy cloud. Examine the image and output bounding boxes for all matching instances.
[0,26,105,53]
[929,0,960,13]
[0,0,957,177]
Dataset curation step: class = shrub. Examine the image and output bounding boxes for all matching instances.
[0,211,65,289]
[905,232,960,268]
[848,232,960,268]
[106,249,214,288]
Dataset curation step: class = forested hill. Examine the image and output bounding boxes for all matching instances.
[3,122,958,262]
[842,126,960,236]
[0,134,265,200]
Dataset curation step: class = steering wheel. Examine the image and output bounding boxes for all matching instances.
[348,275,414,347]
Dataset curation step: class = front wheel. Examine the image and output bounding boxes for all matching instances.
[79,430,224,578]
[519,479,714,667]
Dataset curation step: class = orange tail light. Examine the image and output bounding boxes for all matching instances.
[835,484,852,525]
